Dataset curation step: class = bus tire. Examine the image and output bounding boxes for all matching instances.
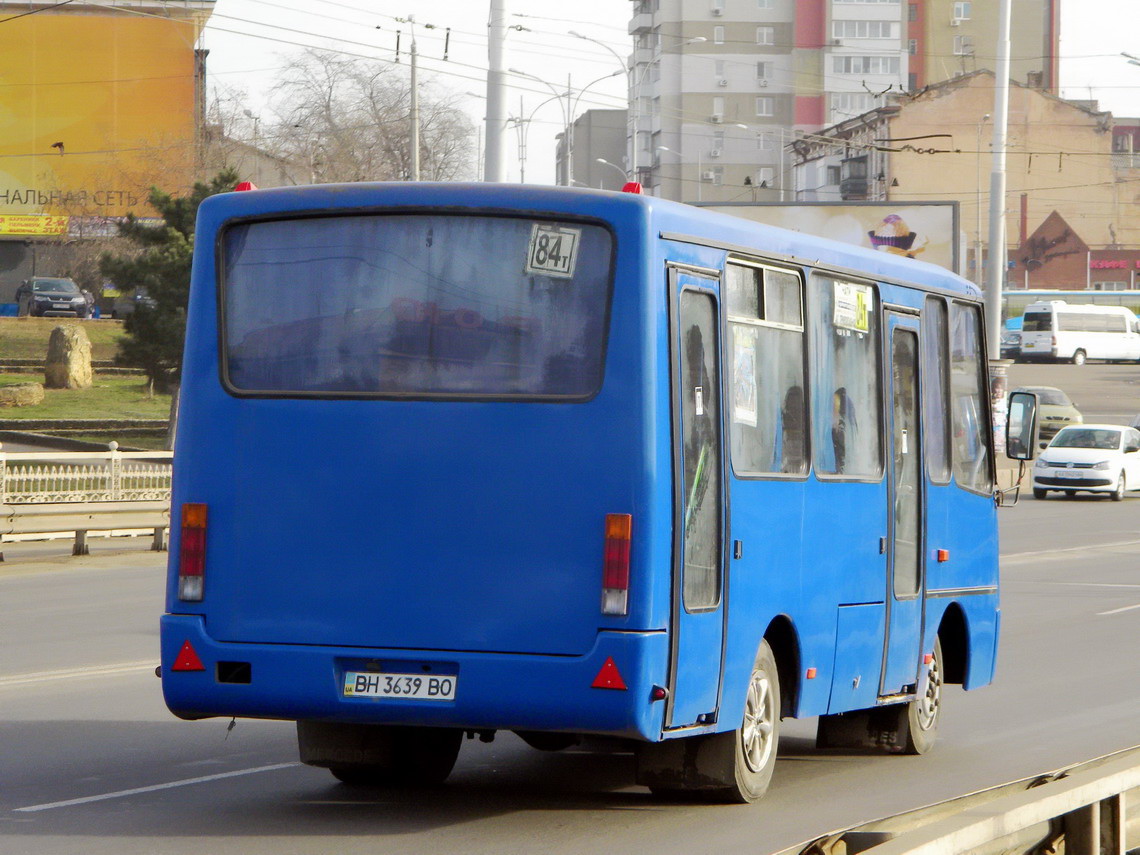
[709,640,781,803]
[1071,349,1087,365]
[1033,488,1048,499]
[515,731,579,752]
[898,636,943,755]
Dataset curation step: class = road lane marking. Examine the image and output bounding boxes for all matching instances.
[14,763,300,813]
[0,661,156,689]
[1002,538,1140,565]
[1097,603,1140,616]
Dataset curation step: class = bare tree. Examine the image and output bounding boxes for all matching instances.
[264,50,476,184]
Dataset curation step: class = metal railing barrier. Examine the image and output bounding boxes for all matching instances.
[0,442,172,559]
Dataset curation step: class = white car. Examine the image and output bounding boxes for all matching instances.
[1033,424,1140,501]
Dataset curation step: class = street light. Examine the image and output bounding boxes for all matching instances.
[595,157,627,189]
[570,32,706,184]
[508,67,622,186]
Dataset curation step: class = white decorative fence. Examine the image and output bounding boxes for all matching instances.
[0,442,172,557]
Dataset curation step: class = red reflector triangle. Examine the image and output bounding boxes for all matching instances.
[591,656,627,691]
[172,640,205,672]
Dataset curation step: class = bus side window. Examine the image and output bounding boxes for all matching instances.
[809,276,882,479]
[949,302,994,493]
[726,263,808,477]
[922,296,951,484]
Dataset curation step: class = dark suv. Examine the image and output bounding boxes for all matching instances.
[15,277,91,318]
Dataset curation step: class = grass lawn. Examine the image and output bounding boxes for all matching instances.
[0,317,127,362]
[0,374,171,421]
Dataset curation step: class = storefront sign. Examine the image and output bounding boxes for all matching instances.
[0,214,70,236]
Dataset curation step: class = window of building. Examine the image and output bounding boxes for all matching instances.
[908,3,918,21]
[755,167,775,185]
[809,276,882,478]
[830,92,874,116]
[756,131,776,150]
[907,72,918,90]
[908,38,917,55]
[756,26,775,45]
[726,262,807,476]
[833,0,900,4]
[833,56,901,74]
[953,35,975,55]
[757,0,773,7]
[714,25,725,44]
[715,60,726,77]
[755,96,775,116]
[712,0,725,10]
[833,20,898,39]
[953,1,971,19]
[704,166,724,185]
[713,130,726,148]
[826,164,841,185]
[713,95,725,116]
[756,61,769,79]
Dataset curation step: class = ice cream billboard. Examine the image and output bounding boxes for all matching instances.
[0,7,210,221]
[702,202,961,273]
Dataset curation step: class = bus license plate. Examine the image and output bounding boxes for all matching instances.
[343,671,457,701]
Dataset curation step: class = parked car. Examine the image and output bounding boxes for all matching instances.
[111,288,155,319]
[1012,385,1082,444]
[15,277,91,318]
[1000,329,1021,360]
[1033,424,1140,500]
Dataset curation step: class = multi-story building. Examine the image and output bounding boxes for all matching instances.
[554,110,630,190]
[626,0,1058,202]
[788,71,1140,289]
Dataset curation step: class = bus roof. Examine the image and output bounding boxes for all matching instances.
[200,182,979,299]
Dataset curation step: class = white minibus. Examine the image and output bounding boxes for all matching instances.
[1019,300,1140,364]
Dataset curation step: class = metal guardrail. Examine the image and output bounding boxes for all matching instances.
[0,442,172,558]
[780,744,1140,855]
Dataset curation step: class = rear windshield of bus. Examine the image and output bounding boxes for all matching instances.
[1021,311,1053,332]
[220,214,614,399]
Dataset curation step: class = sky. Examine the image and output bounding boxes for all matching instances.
[199,0,1140,186]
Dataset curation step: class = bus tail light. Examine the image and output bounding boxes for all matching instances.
[178,503,208,601]
[601,513,632,616]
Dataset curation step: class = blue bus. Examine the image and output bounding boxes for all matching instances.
[161,183,1033,803]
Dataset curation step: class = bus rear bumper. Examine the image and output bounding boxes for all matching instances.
[160,615,668,741]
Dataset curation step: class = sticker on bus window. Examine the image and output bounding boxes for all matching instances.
[526,223,581,279]
[833,281,872,335]
[733,328,758,427]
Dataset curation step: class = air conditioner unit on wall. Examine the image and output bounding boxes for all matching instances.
[718,78,729,87]
[758,79,769,87]
[712,6,723,15]
[709,149,722,158]
[950,18,962,26]
[709,114,723,123]
[701,171,717,181]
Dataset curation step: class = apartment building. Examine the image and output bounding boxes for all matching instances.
[627,0,1058,202]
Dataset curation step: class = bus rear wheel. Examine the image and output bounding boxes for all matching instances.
[707,640,781,803]
[298,722,462,787]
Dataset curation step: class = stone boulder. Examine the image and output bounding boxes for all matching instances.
[0,382,45,407]
[44,324,94,389]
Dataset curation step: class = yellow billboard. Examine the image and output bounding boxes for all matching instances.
[0,5,212,221]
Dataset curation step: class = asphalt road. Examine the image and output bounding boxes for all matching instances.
[3,362,1140,855]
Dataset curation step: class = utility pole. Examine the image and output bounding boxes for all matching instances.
[410,27,420,180]
[484,0,508,181]
[984,0,1012,360]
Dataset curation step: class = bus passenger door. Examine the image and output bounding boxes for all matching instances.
[881,314,925,696]
[666,268,727,729]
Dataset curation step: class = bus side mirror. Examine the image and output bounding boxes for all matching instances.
[1006,391,1039,461]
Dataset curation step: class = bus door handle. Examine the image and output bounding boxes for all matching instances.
[879,536,887,554]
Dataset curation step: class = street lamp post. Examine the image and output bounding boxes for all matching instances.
[975,113,990,287]
[509,68,622,186]
[571,31,705,187]
[595,157,627,189]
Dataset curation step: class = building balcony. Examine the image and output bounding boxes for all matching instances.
[839,177,869,200]
[629,12,653,34]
